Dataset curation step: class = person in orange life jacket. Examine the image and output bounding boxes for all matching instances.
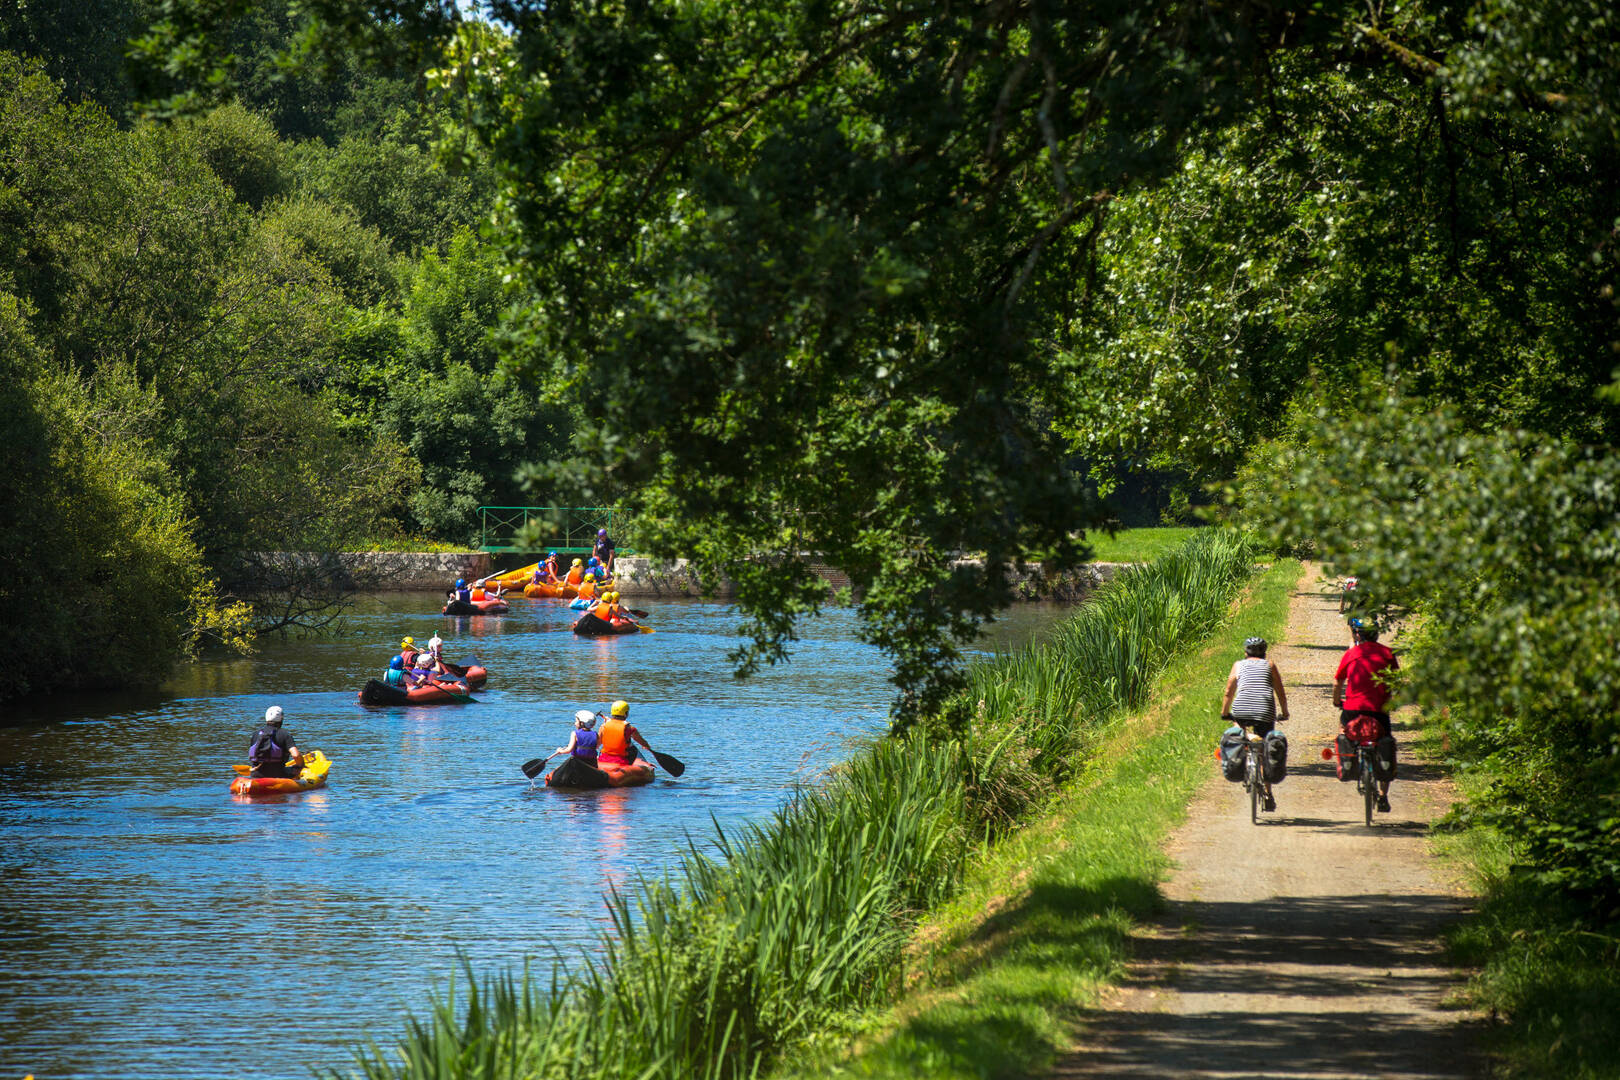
[565,559,585,587]
[596,700,653,767]
[593,528,616,575]
[248,706,303,779]
[543,710,601,768]
[591,588,613,621]
[1334,621,1400,812]
[398,636,419,668]
[606,591,635,626]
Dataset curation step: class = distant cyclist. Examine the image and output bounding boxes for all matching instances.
[1222,636,1290,811]
[1338,575,1359,613]
[1334,621,1400,812]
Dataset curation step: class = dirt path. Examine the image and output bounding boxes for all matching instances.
[1052,563,1482,1080]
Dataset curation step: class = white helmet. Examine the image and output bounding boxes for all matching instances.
[265,706,284,726]
[573,709,596,729]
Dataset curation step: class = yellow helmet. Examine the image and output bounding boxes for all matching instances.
[572,558,582,566]
[401,636,415,648]
[610,700,629,719]
[610,591,620,602]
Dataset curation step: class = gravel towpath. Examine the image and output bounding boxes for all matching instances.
[1051,563,1482,1080]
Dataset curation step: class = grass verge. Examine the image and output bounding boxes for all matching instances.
[1429,755,1620,1080]
[1083,526,1203,564]
[770,557,1300,1079]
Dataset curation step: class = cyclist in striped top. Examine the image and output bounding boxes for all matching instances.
[1221,636,1290,810]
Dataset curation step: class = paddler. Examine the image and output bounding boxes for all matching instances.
[606,591,635,626]
[398,636,419,667]
[450,578,472,605]
[565,558,585,587]
[542,710,601,769]
[590,586,613,623]
[597,700,655,767]
[247,706,303,778]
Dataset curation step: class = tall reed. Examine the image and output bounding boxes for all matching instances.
[341,530,1259,1080]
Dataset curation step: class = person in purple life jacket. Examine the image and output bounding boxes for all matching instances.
[247,706,303,779]
[542,710,600,768]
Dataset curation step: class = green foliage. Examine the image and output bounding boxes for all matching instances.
[188,100,290,208]
[1239,388,1620,907]
[344,534,1260,1080]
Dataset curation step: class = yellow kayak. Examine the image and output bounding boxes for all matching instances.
[230,750,331,797]
[483,563,539,590]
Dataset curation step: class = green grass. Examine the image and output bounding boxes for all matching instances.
[1427,733,1620,1080]
[1082,526,1203,564]
[770,558,1300,1080]
[348,537,475,553]
[341,532,1272,1080]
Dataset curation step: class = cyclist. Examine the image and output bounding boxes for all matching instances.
[1334,621,1399,812]
[1338,575,1359,613]
[1221,636,1290,811]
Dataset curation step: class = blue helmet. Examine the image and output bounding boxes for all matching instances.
[389,656,403,669]
[548,551,557,559]
[587,557,598,567]
[455,578,465,588]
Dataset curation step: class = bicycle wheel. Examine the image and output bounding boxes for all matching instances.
[1361,748,1376,826]
[1248,747,1261,824]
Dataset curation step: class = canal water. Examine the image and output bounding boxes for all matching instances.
[0,594,1064,1080]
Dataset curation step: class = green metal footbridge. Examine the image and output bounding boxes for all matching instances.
[476,507,632,555]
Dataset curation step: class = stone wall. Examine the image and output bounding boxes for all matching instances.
[226,551,492,592]
[608,556,1134,602]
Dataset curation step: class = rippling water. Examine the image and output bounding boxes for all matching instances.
[0,593,1063,1079]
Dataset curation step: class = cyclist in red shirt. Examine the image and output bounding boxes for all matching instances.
[1334,621,1399,811]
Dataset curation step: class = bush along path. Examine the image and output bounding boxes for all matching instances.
[1052,563,1482,1080]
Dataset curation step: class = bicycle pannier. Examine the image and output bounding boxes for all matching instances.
[1263,730,1289,784]
[1373,735,1398,782]
[1218,726,1246,782]
[1335,734,1358,782]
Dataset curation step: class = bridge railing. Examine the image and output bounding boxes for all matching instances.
[477,507,632,554]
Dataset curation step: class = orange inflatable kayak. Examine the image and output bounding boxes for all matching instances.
[231,751,330,796]
[544,756,655,789]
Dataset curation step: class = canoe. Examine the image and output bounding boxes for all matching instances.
[572,611,642,636]
[357,678,474,705]
[544,755,655,789]
[524,581,565,598]
[231,750,331,796]
[483,563,539,590]
[443,597,510,616]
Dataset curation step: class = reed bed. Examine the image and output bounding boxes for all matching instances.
[342,530,1260,1080]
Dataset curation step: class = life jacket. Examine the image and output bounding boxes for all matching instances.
[248,726,288,766]
[566,566,584,586]
[571,729,600,759]
[454,587,471,603]
[593,600,613,620]
[577,579,596,600]
[599,719,630,760]
[384,667,405,687]
[471,587,486,601]
[400,648,418,668]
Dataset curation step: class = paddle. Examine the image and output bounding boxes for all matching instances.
[520,757,549,779]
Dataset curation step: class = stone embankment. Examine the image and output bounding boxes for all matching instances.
[603,556,1133,601]
[226,551,492,592]
[231,552,1133,599]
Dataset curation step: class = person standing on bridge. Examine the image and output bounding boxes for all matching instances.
[593,527,617,576]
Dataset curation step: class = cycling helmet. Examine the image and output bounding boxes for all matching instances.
[389,657,403,670]
[1357,621,1380,641]
[610,700,629,719]
[1243,636,1267,657]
